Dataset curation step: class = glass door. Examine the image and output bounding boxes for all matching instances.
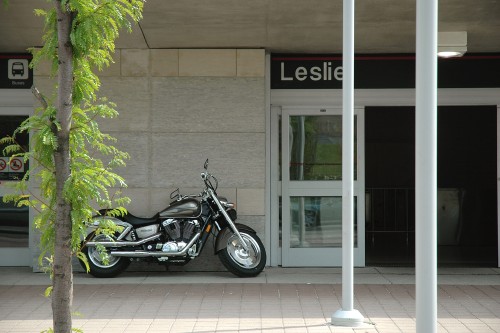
[279,107,364,266]
[0,112,31,266]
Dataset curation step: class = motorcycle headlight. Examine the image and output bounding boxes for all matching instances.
[227,208,237,221]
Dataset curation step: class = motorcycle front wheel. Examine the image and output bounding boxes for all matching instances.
[80,233,130,278]
[218,231,266,277]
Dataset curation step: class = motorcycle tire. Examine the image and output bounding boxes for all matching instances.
[79,233,130,278]
[218,231,266,277]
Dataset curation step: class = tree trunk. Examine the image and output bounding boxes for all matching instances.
[52,2,74,332]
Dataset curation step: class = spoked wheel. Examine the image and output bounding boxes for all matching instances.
[218,231,266,277]
[80,233,130,278]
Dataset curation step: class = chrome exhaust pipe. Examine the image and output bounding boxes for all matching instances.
[110,233,201,257]
[86,233,161,247]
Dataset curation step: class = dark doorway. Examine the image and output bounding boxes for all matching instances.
[365,106,498,266]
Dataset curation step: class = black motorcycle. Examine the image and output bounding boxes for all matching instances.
[81,159,266,278]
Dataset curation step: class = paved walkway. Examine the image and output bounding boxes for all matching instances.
[0,267,499,333]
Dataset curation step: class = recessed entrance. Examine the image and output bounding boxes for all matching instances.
[365,106,498,266]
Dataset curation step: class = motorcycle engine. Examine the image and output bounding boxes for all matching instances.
[160,219,199,254]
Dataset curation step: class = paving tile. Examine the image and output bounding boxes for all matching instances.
[1,268,500,333]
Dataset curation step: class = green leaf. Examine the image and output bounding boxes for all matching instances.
[44,286,53,298]
[76,251,90,273]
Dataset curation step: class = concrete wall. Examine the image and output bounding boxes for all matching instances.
[33,49,266,272]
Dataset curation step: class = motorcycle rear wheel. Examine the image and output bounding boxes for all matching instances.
[218,231,266,277]
[80,233,130,278]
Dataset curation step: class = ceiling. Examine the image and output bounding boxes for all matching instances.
[1,0,500,54]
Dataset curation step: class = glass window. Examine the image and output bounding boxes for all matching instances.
[0,197,29,248]
[285,115,357,181]
[0,115,30,248]
[290,196,357,248]
[0,116,29,181]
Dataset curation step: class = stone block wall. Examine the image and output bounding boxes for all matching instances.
[33,49,267,272]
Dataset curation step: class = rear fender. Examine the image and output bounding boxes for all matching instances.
[214,223,256,254]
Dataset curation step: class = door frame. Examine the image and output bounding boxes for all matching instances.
[270,106,365,266]
[0,104,33,266]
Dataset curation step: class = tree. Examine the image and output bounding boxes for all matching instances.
[1,1,144,332]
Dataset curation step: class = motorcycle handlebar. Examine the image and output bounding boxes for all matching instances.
[200,171,218,192]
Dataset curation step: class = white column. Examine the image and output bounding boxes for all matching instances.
[415,0,438,332]
[332,0,364,326]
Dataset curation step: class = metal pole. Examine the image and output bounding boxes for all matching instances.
[341,0,355,312]
[332,0,364,326]
[415,0,438,332]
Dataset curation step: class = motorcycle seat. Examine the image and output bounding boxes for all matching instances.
[122,213,159,227]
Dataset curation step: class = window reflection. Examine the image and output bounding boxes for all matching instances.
[290,196,357,248]
[288,115,357,181]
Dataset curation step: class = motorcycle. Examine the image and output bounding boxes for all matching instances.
[80,159,266,278]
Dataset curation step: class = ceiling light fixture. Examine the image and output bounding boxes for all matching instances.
[438,31,467,58]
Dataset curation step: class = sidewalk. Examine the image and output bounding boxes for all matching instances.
[0,267,499,332]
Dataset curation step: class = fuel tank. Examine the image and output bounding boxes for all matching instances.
[159,198,202,218]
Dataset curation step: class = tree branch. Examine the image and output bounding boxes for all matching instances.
[32,86,49,110]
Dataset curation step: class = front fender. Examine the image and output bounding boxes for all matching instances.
[214,223,257,253]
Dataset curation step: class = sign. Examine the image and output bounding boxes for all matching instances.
[273,56,344,89]
[9,158,23,172]
[271,53,500,89]
[1,54,33,89]
[0,157,24,173]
